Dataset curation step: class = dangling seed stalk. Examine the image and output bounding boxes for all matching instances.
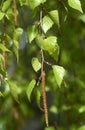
[41,71,49,126]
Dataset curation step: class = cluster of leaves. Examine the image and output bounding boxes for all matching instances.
[0,0,85,130]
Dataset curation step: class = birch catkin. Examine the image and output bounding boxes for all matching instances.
[42,71,49,126]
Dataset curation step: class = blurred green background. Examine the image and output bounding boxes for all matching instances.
[0,0,85,130]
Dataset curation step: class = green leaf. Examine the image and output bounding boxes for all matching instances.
[13,28,23,41]
[79,105,85,113]
[0,12,5,20]
[36,35,59,60]
[26,79,36,101]
[68,0,83,13]
[32,57,41,72]
[50,106,58,114]
[2,0,11,12]
[9,81,21,102]
[42,15,54,33]
[0,54,4,67]
[27,25,38,43]
[6,8,14,21]
[52,65,65,87]
[78,126,85,130]
[78,14,85,23]
[0,44,11,52]
[3,81,10,96]
[28,0,46,9]
[0,68,6,77]
[36,89,42,109]
[13,40,19,62]
[49,10,60,28]
[19,0,27,6]
[45,126,55,130]
[0,80,10,96]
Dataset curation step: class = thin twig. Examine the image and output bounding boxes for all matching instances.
[44,60,53,66]
[40,9,49,126]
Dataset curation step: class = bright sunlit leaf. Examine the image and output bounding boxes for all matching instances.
[0,44,10,52]
[52,65,65,87]
[49,10,60,28]
[36,35,59,60]
[0,12,5,20]
[27,25,38,43]
[2,0,11,12]
[43,15,54,33]
[68,0,83,13]
[50,106,58,114]
[26,79,36,101]
[32,57,41,72]
[13,28,23,41]
[28,0,46,9]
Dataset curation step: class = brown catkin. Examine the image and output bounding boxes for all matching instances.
[13,0,18,27]
[42,71,49,126]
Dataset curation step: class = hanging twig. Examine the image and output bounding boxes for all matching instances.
[40,9,49,126]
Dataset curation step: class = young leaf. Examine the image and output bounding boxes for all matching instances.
[2,0,11,12]
[78,14,85,23]
[2,81,10,96]
[52,65,65,87]
[35,35,44,48]
[27,25,38,43]
[0,54,4,67]
[50,106,58,114]
[42,15,54,33]
[26,79,36,101]
[9,81,21,102]
[49,10,60,28]
[28,0,46,9]
[36,35,59,60]
[13,40,19,62]
[68,0,83,13]
[19,0,28,6]
[6,8,14,21]
[32,57,41,72]
[0,68,6,77]
[0,44,11,52]
[36,89,42,109]
[0,12,5,20]
[13,28,23,41]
